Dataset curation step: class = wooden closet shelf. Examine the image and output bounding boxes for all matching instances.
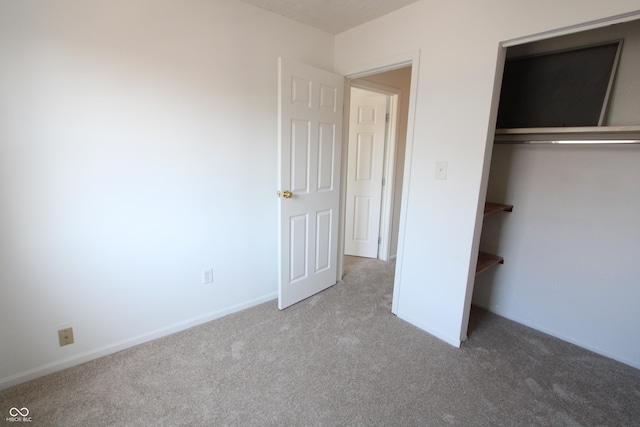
[484,202,513,216]
[477,202,512,275]
[476,252,504,275]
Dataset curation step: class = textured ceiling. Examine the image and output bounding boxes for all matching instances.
[237,0,421,34]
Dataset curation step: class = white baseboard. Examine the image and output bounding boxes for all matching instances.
[0,292,277,391]
[472,302,640,370]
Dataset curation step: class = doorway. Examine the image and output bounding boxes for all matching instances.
[340,66,412,312]
[344,66,412,261]
[278,55,418,313]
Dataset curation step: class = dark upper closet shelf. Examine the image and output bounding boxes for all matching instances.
[476,202,513,275]
[495,126,640,144]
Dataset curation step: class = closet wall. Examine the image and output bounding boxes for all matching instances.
[473,20,640,368]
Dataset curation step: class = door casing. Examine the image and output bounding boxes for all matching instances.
[336,50,422,315]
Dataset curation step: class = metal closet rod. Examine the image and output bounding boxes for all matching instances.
[494,126,640,144]
[495,139,640,144]
[494,126,640,145]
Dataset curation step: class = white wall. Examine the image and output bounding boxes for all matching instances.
[335,0,640,355]
[475,145,640,368]
[0,0,334,389]
[473,20,640,368]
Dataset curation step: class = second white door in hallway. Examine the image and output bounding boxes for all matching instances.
[344,87,388,258]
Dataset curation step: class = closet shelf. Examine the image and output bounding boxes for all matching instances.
[476,202,512,275]
[476,252,504,275]
[484,202,513,217]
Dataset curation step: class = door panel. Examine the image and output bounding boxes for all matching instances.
[278,58,344,310]
[319,84,338,111]
[344,88,387,258]
[291,119,310,194]
[354,196,372,241]
[317,123,335,192]
[315,209,332,272]
[356,134,375,181]
[292,78,312,106]
[289,214,308,283]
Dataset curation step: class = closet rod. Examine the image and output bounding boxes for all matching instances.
[495,139,640,145]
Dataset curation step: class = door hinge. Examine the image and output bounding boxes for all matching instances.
[378,236,382,245]
[385,113,390,123]
[382,177,386,186]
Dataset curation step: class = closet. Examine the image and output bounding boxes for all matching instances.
[472,19,640,367]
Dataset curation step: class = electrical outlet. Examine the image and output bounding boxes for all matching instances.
[203,268,214,284]
[58,327,74,347]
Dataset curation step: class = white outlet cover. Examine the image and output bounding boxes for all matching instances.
[203,268,214,284]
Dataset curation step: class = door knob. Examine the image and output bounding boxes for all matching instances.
[276,190,294,199]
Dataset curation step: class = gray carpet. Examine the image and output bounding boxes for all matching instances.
[1,256,639,426]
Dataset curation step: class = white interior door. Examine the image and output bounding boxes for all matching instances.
[344,88,387,258]
[278,58,344,310]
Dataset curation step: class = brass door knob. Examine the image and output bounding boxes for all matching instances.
[276,190,294,199]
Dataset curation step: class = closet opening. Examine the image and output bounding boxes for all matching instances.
[469,18,640,368]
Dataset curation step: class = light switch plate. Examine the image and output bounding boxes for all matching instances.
[436,161,448,180]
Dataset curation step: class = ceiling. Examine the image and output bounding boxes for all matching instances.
[237,0,421,34]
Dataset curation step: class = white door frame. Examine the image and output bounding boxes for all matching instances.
[349,80,401,262]
[337,50,421,315]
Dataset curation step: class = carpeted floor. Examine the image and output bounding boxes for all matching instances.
[1,256,639,426]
